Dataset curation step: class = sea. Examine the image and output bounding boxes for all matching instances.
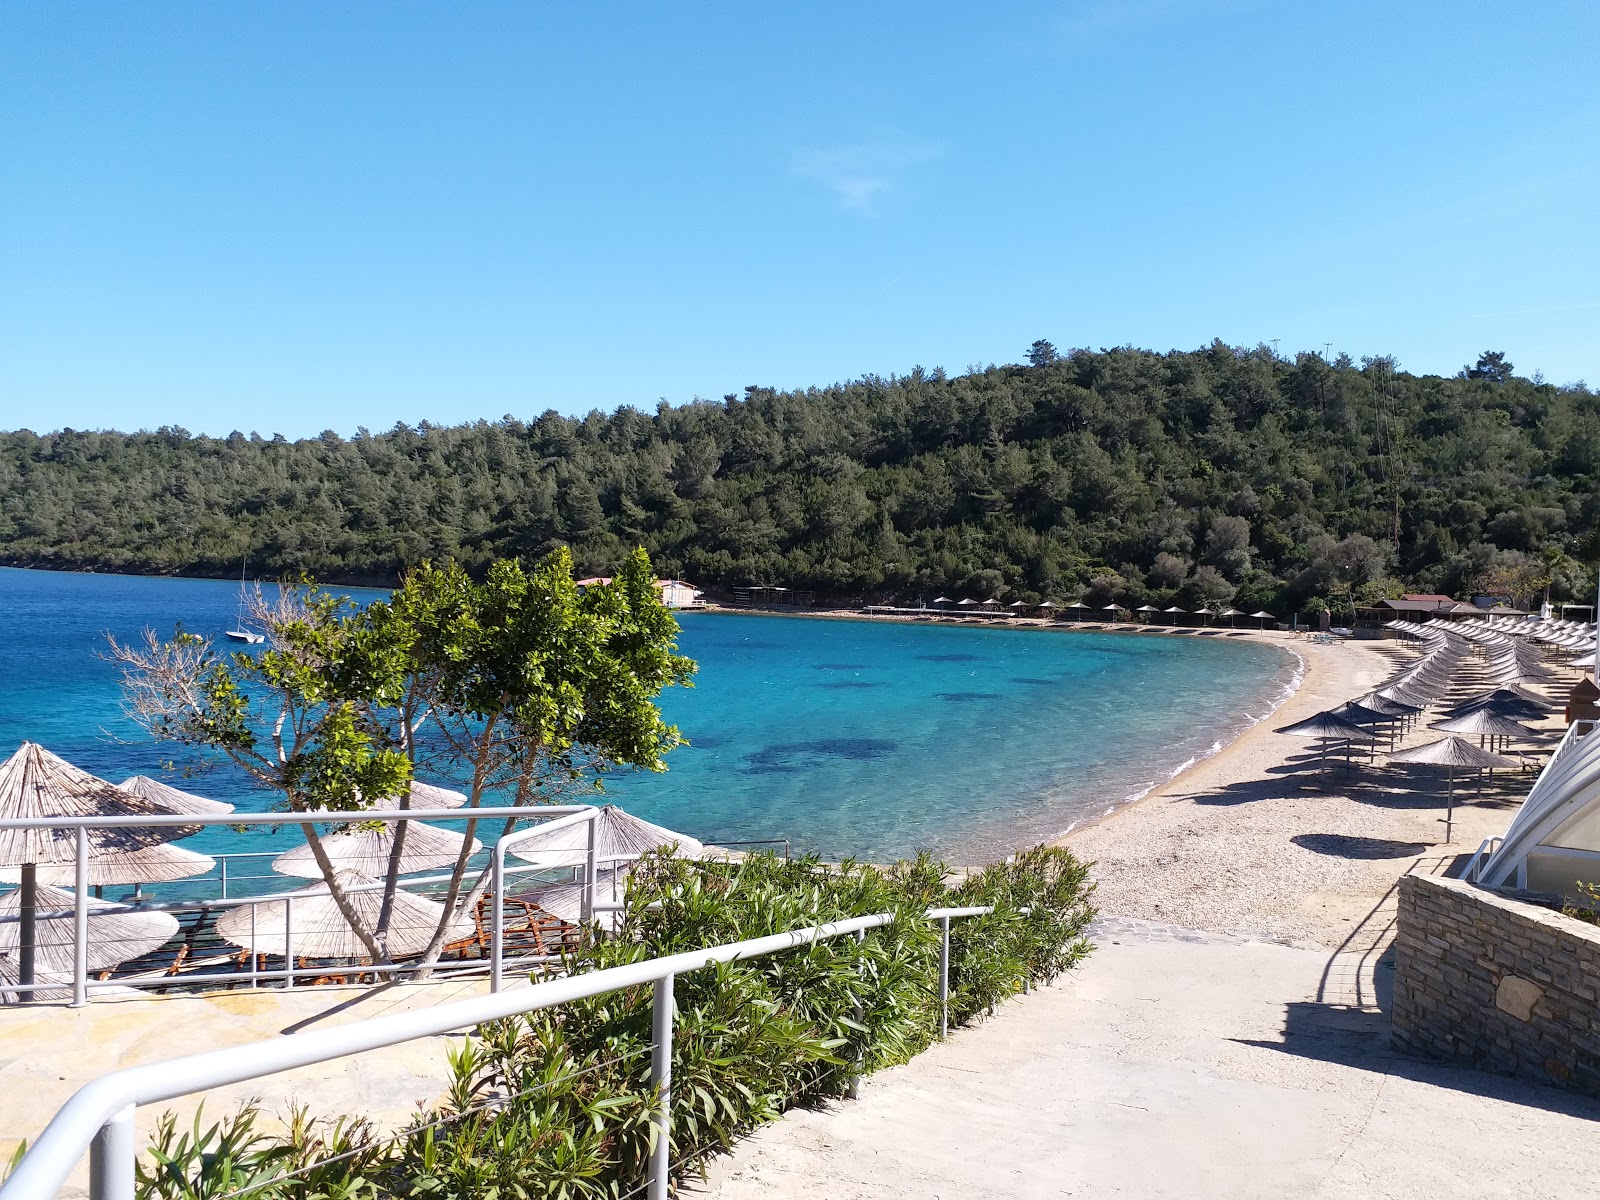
[0,567,1299,867]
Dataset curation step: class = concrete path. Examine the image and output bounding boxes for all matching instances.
[0,975,495,1194]
[695,921,1600,1200]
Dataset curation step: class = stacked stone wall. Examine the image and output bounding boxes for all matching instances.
[1393,872,1600,1095]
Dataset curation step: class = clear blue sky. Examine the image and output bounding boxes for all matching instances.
[3,2,1597,439]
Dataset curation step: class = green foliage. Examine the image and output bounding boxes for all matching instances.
[111,549,695,963]
[5,345,1596,611]
[1561,881,1600,926]
[133,846,1095,1199]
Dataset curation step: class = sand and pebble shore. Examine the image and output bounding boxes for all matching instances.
[1056,632,1560,949]
[731,604,1555,950]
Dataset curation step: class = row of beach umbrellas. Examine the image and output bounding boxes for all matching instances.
[1279,621,1567,839]
[0,742,704,996]
[928,598,1276,625]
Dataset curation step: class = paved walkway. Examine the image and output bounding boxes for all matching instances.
[695,921,1600,1200]
[0,976,495,1195]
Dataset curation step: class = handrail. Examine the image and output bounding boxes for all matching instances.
[2,805,599,1006]
[0,902,1014,1200]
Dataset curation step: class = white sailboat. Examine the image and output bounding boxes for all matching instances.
[224,561,264,644]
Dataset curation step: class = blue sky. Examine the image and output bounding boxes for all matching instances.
[2,1,1597,438]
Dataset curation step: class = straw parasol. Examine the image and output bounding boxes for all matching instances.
[932,596,953,606]
[1388,737,1519,842]
[371,781,469,811]
[957,598,979,607]
[0,743,192,989]
[524,866,630,933]
[215,871,470,959]
[119,777,234,816]
[1432,709,1539,751]
[270,821,480,879]
[0,882,178,976]
[1036,600,1057,609]
[1135,604,1159,623]
[0,842,215,888]
[1277,711,1378,776]
[508,804,703,872]
[1250,610,1276,629]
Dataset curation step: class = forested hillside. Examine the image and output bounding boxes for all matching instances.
[2,342,1596,614]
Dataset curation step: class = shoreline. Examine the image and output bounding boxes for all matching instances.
[691,603,1322,855]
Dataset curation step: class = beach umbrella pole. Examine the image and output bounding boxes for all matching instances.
[72,829,88,1008]
[1445,765,1455,843]
[18,863,35,997]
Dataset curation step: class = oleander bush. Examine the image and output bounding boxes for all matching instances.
[131,846,1095,1200]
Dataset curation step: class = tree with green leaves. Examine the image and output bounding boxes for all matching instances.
[108,546,696,968]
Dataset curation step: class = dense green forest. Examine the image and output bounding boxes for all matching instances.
[2,342,1596,615]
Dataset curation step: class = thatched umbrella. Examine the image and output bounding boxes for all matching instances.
[0,882,178,979]
[1432,709,1539,752]
[1277,711,1378,776]
[215,871,470,959]
[1388,737,1519,841]
[524,866,630,933]
[1250,610,1276,630]
[118,776,234,816]
[1443,690,1548,722]
[0,842,214,888]
[1135,604,1160,624]
[509,804,703,872]
[1162,605,1188,626]
[0,744,189,990]
[270,821,480,879]
[1330,700,1401,754]
[1064,601,1090,621]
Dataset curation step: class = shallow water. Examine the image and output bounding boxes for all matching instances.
[0,568,1296,865]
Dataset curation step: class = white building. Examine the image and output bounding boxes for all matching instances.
[575,576,704,609]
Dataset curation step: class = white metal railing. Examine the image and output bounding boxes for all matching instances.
[0,805,606,1007]
[0,901,1011,1200]
[1458,836,1502,883]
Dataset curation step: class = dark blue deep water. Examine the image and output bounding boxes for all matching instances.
[0,568,1296,865]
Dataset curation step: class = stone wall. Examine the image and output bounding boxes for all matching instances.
[1392,872,1600,1095]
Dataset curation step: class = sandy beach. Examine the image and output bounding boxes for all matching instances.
[722,605,1560,950]
[1055,630,1563,949]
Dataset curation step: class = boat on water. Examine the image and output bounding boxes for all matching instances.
[224,562,264,644]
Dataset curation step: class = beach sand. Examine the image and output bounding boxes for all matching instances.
[1054,631,1563,949]
[730,605,1561,950]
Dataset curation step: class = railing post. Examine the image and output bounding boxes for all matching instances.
[72,827,89,1008]
[247,902,259,988]
[219,856,229,900]
[938,914,951,1040]
[582,814,598,924]
[89,1105,136,1200]
[848,927,866,1099]
[490,840,506,994]
[648,974,674,1200]
[282,896,294,989]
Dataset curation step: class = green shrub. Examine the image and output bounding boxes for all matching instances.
[133,846,1095,1200]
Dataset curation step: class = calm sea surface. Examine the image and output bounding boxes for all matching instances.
[0,567,1297,866]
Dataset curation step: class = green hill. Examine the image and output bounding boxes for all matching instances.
[2,342,1595,614]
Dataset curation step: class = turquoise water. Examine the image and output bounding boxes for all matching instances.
[0,567,1297,865]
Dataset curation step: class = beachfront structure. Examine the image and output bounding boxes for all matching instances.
[576,576,704,608]
[1472,720,1600,896]
[1375,597,1483,621]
